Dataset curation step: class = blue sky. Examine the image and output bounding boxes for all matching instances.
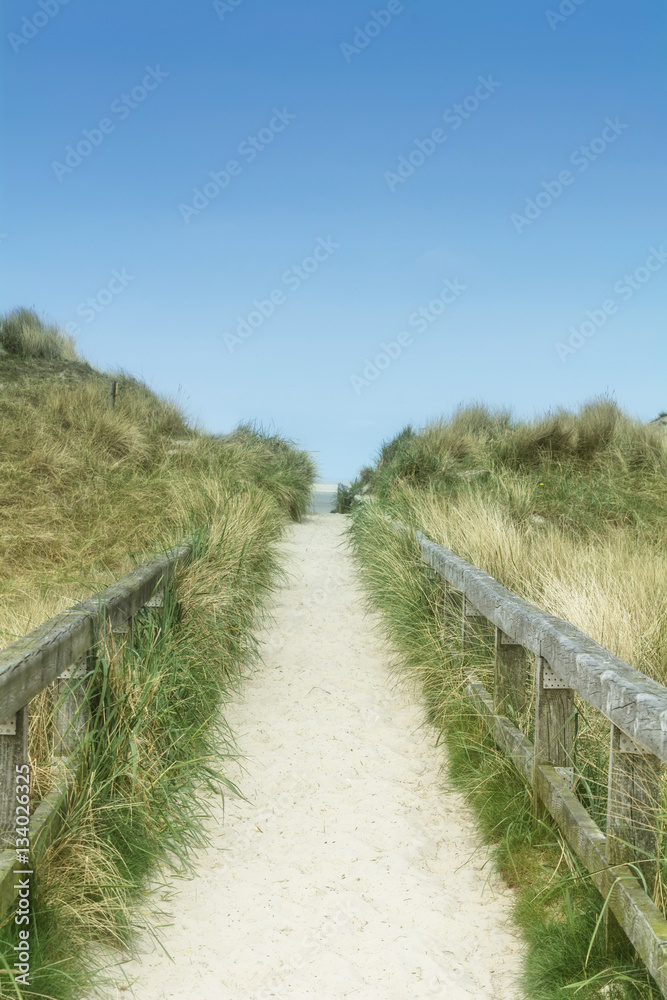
[2,0,665,480]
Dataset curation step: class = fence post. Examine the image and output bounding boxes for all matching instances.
[534,655,575,770]
[0,706,29,848]
[442,581,457,637]
[494,627,528,718]
[461,594,489,649]
[53,659,90,759]
[606,724,661,897]
[109,380,118,410]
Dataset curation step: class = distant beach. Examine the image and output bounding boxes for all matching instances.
[309,482,343,513]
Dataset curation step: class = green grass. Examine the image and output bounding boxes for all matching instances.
[1,483,307,1000]
[347,449,665,999]
[368,399,667,543]
[4,550,245,993]
[0,309,316,998]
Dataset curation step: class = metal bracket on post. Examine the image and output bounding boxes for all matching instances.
[541,663,570,689]
[57,661,86,683]
[618,732,650,755]
[463,595,483,618]
[0,715,17,737]
[554,766,575,788]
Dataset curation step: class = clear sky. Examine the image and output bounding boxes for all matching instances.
[2,0,665,480]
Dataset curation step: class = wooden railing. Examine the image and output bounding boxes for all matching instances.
[395,520,667,994]
[0,539,194,918]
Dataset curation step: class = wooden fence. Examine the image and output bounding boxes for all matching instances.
[0,540,194,919]
[395,520,667,994]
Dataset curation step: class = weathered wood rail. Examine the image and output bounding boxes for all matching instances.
[0,539,194,918]
[394,519,667,993]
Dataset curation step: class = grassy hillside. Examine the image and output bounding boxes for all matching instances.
[0,309,316,999]
[347,398,667,999]
[0,308,315,645]
[352,399,667,683]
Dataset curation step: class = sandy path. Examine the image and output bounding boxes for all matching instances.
[111,514,524,999]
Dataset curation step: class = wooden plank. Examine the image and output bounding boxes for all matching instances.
[0,541,192,722]
[413,530,667,762]
[466,674,667,995]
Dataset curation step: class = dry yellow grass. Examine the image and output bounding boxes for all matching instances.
[402,481,667,684]
[0,359,313,645]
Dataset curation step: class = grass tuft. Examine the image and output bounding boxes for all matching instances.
[0,309,79,362]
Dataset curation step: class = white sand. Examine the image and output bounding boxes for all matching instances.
[108,514,524,998]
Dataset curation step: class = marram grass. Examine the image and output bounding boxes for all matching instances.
[0,311,316,998]
[1,486,309,999]
[347,399,667,998]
